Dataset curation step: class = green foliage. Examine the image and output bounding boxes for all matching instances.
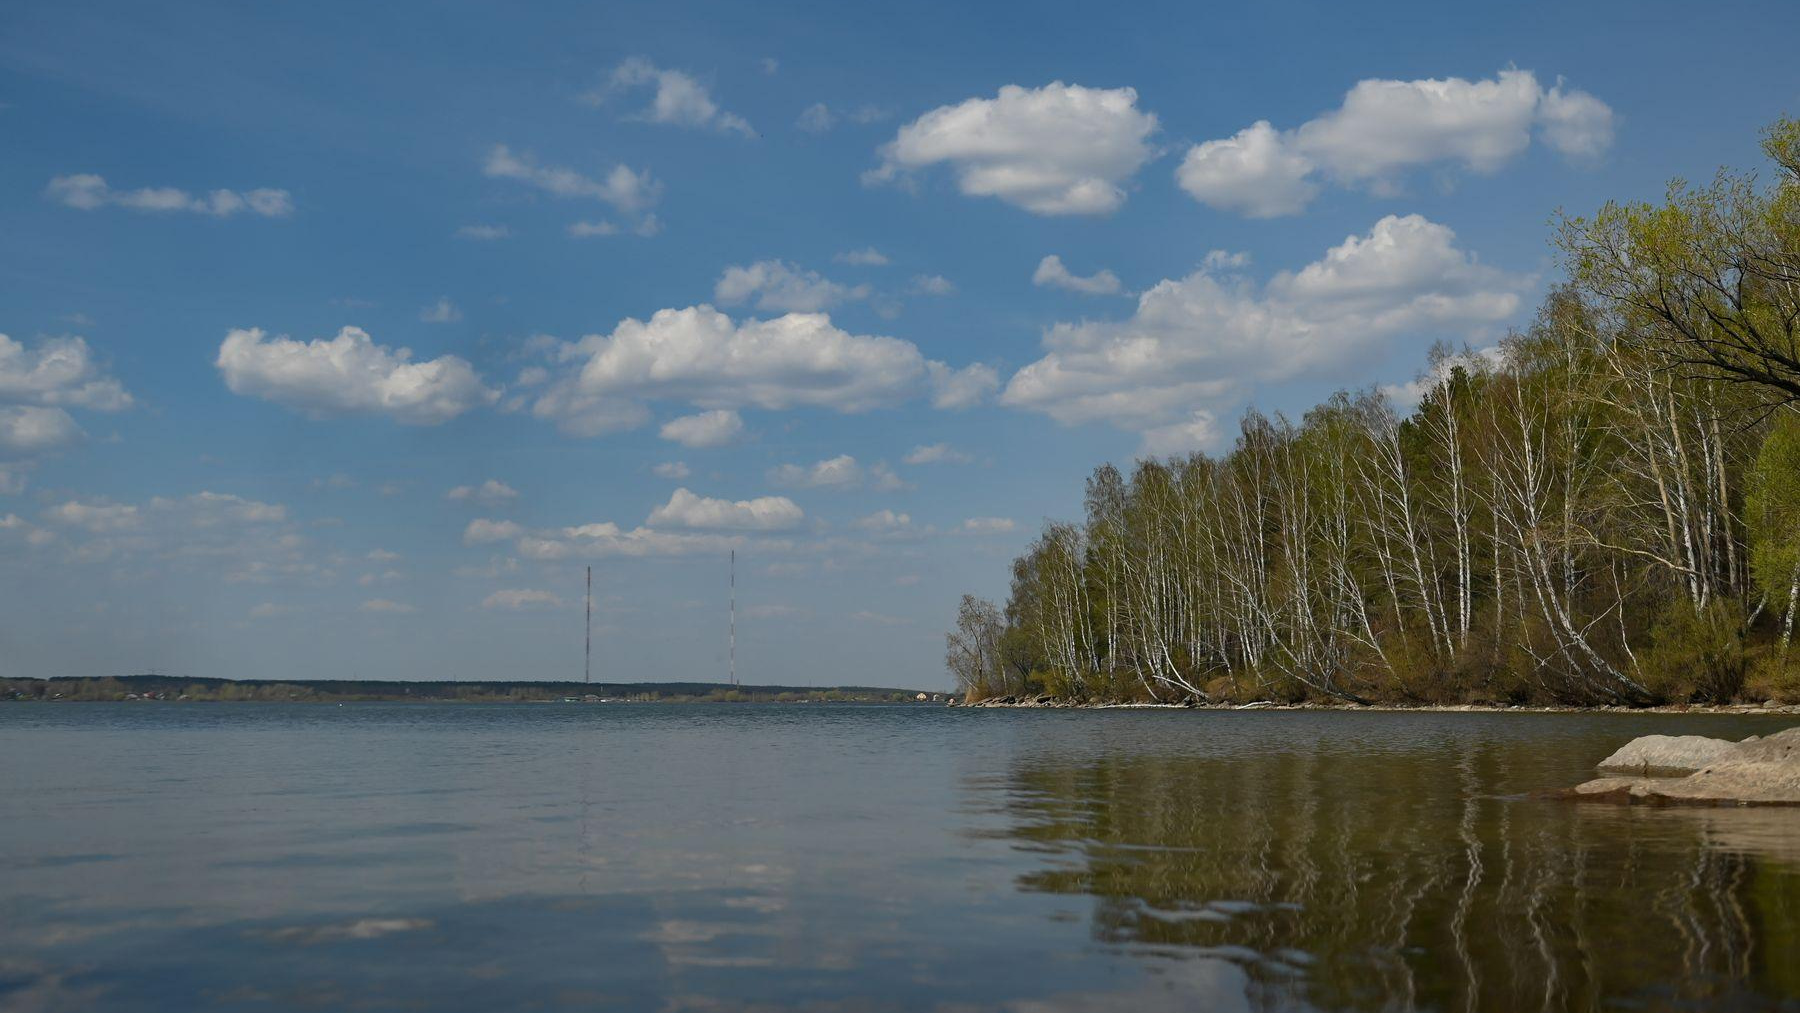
[1641,599,1748,703]
[1747,414,1800,605]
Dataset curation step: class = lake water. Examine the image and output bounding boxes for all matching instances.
[3,704,1798,1012]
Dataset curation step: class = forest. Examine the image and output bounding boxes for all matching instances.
[948,119,1800,707]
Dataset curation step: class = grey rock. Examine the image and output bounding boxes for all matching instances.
[1573,727,1800,805]
[1595,733,1740,776]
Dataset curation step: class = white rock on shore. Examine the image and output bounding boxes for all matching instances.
[1572,727,1800,805]
[1595,734,1744,777]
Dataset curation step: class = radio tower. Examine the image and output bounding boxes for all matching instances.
[729,550,737,686]
[584,565,592,684]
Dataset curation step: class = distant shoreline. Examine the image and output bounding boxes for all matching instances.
[1,674,945,705]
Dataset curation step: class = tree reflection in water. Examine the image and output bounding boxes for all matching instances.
[986,738,1800,1012]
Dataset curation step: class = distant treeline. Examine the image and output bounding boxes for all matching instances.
[1,674,935,704]
[949,119,1800,708]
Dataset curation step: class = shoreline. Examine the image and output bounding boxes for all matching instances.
[954,697,1800,715]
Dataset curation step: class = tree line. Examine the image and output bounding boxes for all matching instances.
[949,119,1800,706]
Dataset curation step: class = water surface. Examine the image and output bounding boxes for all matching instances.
[2,704,1797,1011]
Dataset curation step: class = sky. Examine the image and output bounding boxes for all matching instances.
[3,0,1798,689]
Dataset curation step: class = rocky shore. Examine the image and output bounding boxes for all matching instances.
[1570,727,1800,805]
[952,696,1800,715]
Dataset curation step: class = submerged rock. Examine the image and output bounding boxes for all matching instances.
[1572,727,1800,806]
[1595,734,1742,776]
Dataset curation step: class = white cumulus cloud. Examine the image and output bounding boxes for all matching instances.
[0,334,133,411]
[1033,255,1125,296]
[1177,69,1613,217]
[456,224,510,241]
[0,406,83,455]
[904,443,973,465]
[834,247,890,266]
[46,175,292,217]
[526,306,988,435]
[715,260,870,313]
[958,517,1016,535]
[851,509,912,533]
[646,488,804,531]
[1002,214,1526,440]
[592,57,754,136]
[869,82,1158,215]
[659,409,744,448]
[481,588,565,611]
[767,454,864,490]
[446,480,519,508]
[463,518,524,544]
[483,145,661,216]
[216,326,495,425]
[419,298,462,324]
[360,598,418,614]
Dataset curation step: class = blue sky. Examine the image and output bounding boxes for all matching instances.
[3,0,1797,688]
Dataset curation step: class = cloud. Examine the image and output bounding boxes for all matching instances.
[248,602,293,619]
[910,274,955,296]
[958,517,1016,535]
[0,406,83,455]
[1138,411,1222,457]
[714,260,870,313]
[744,603,806,620]
[0,463,29,496]
[851,509,912,533]
[646,488,804,530]
[1033,255,1124,296]
[926,362,998,410]
[483,146,661,216]
[46,175,292,217]
[216,326,495,425]
[419,298,462,324]
[760,57,780,76]
[1174,121,1321,218]
[652,461,691,480]
[1001,214,1525,440]
[1177,69,1613,216]
[767,455,906,492]
[0,334,133,411]
[659,409,744,448]
[903,443,973,465]
[481,588,565,611]
[360,598,418,614]
[35,490,303,575]
[456,224,510,240]
[463,518,524,544]
[869,82,1158,215]
[44,499,141,533]
[514,523,745,561]
[567,220,620,237]
[797,103,835,133]
[797,103,890,134]
[833,247,889,266]
[1536,81,1616,158]
[446,480,519,508]
[592,57,754,137]
[767,454,863,490]
[526,307,988,434]
[367,548,402,563]
[851,610,908,626]
[568,215,662,239]
[39,491,285,538]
